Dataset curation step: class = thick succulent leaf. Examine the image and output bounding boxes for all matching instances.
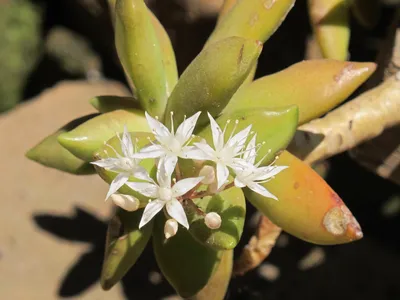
[200,106,298,166]
[101,208,153,290]
[308,0,350,60]
[189,250,233,300]
[153,214,223,298]
[351,0,380,29]
[149,11,178,95]
[223,60,376,125]
[208,0,295,45]
[90,96,140,113]
[93,132,155,204]
[164,37,262,128]
[115,0,167,118]
[26,114,97,175]
[58,109,149,162]
[245,151,363,245]
[188,185,246,250]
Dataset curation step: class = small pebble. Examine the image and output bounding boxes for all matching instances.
[258,263,280,282]
[148,271,163,285]
[298,247,326,271]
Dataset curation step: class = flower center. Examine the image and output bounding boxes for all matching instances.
[167,137,182,154]
[118,157,136,170]
[159,187,173,202]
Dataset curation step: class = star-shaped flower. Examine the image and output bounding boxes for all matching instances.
[134,111,201,175]
[186,112,252,189]
[91,127,150,200]
[126,162,204,229]
[232,134,288,200]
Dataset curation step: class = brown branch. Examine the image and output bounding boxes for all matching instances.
[233,215,282,276]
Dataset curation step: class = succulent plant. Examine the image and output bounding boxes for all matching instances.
[26,0,380,299]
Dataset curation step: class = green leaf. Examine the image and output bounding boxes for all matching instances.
[223,60,376,125]
[26,114,97,175]
[115,0,168,118]
[101,208,153,290]
[93,132,155,204]
[189,250,233,300]
[207,0,295,45]
[188,186,246,250]
[90,96,140,113]
[308,0,349,60]
[199,106,299,166]
[164,37,262,128]
[153,214,223,298]
[58,109,149,162]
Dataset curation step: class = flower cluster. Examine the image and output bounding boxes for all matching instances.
[92,111,287,239]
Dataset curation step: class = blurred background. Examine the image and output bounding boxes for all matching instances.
[0,0,399,299]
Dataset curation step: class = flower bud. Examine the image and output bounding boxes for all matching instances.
[110,194,140,212]
[164,219,178,239]
[204,212,222,229]
[199,165,216,185]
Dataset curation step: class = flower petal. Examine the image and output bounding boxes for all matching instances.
[228,124,252,153]
[243,134,257,165]
[121,125,134,157]
[216,162,229,189]
[234,176,246,188]
[106,173,129,200]
[193,142,216,159]
[182,147,212,161]
[91,158,120,169]
[207,112,224,150]
[125,181,158,198]
[157,158,173,188]
[159,155,178,181]
[133,144,166,159]
[254,166,289,181]
[247,183,278,200]
[175,111,201,144]
[145,112,171,139]
[166,198,189,229]
[172,176,204,197]
[132,166,153,182]
[139,199,165,228]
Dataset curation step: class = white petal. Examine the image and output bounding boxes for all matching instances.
[91,158,119,169]
[254,166,289,181]
[228,125,252,153]
[243,134,257,165]
[166,198,189,229]
[157,158,173,188]
[121,125,134,157]
[139,199,165,228]
[193,142,216,159]
[134,144,166,159]
[216,162,229,189]
[207,112,224,150]
[248,183,278,200]
[234,176,246,188]
[172,176,204,197]
[125,182,158,198]
[106,173,129,200]
[182,147,212,160]
[145,112,171,138]
[175,111,201,144]
[159,155,178,181]
[132,166,153,182]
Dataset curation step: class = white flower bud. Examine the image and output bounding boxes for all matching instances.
[204,212,222,229]
[199,165,216,185]
[110,194,140,212]
[164,219,178,239]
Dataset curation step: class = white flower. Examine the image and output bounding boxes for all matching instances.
[91,126,151,200]
[186,112,252,189]
[233,134,288,200]
[126,162,204,229]
[134,111,201,175]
